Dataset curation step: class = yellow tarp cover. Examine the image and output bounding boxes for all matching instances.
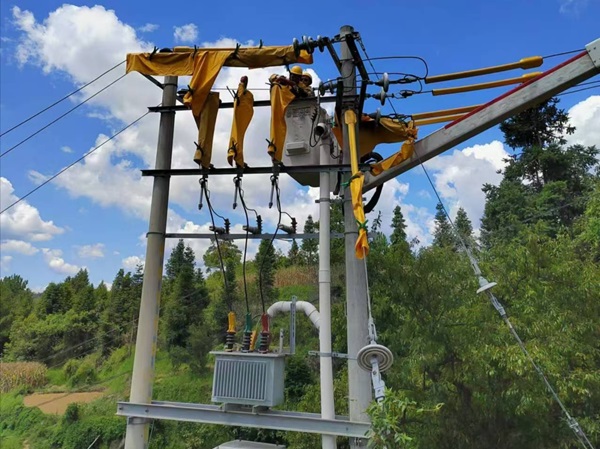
[227,83,254,168]
[126,46,313,167]
[370,140,415,176]
[332,116,418,159]
[267,83,296,162]
[126,46,313,74]
[193,91,220,169]
[344,110,369,259]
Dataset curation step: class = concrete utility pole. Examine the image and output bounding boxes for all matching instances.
[319,135,336,449]
[125,75,178,449]
[340,25,372,449]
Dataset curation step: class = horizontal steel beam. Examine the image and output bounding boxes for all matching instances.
[141,164,367,177]
[363,39,600,192]
[149,96,337,112]
[165,232,344,240]
[117,401,371,438]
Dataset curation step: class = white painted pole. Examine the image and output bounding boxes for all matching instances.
[319,138,336,449]
[125,76,177,449]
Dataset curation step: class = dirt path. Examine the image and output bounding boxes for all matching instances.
[24,391,104,414]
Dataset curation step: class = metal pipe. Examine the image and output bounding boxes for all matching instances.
[125,76,177,449]
[432,72,542,96]
[413,113,466,127]
[425,56,543,83]
[410,104,480,120]
[319,136,336,449]
[267,300,321,330]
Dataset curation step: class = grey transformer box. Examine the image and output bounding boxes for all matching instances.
[281,98,340,189]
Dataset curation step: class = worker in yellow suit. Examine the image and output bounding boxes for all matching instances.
[299,71,314,97]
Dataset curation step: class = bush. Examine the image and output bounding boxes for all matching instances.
[63,403,79,424]
[68,359,97,387]
[62,359,80,380]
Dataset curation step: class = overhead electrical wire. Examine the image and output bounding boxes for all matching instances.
[359,42,595,443]
[558,81,600,96]
[0,108,152,216]
[409,142,596,449]
[0,60,126,138]
[0,73,128,158]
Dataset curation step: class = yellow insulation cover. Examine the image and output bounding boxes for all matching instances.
[267,83,296,162]
[227,83,255,167]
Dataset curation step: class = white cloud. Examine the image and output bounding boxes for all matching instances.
[173,24,198,43]
[424,140,509,229]
[0,239,39,255]
[566,95,600,148]
[1,255,13,273]
[0,177,65,242]
[61,145,73,153]
[27,170,49,185]
[41,248,81,275]
[113,250,120,255]
[138,23,158,33]
[76,243,105,258]
[122,255,144,270]
[559,0,588,14]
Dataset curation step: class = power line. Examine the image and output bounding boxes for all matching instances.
[558,82,600,97]
[0,73,128,158]
[0,60,125,138]
[543,49,585,59]
[0,108,151,215]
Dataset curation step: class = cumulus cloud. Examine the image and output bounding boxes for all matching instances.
[0,239,39,255]
[0,255,13,273]
[566,95,600,148]
[76,243,105,258]
[0,177,64,242]
[173,24,198,43]
[122,255,144,269]
[138,23,158,33]
[42,248,81,275]
[424,140,509,229]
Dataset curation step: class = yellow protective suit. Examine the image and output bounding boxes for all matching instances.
[267,83,296,162]
[193,91,220,169]
[332,115,418,159]
[344,110,369,259]
[227,83,254,168]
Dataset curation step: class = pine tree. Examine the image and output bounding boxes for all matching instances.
[255,239,277,306]
[454,207,473,249]
[287,240,300,266]
[390,205,408,246]
[433,202,455,248]
[300,215,318,265]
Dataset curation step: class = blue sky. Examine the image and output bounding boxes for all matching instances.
[1,0,599,291]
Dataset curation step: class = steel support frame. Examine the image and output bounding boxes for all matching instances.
[117,401,371,438]
[363,39,600,192]
[164,232,343,240]
[141,164,367,177]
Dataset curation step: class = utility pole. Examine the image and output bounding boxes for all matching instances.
[319,135,336,449]
[125,75,178,449]
[340,25,372,448]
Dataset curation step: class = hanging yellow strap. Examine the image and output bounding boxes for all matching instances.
[369,121,418,176]
[344,109,369,259]
[227,83,255,167]
[193,91,220,169]
[267,83,296,162]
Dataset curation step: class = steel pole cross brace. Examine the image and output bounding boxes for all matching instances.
[117,401,371,438]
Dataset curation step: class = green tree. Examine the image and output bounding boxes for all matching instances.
[203,240,242,272]
[454,207,473,248]
[0,275,34,355]
[255,239,277,306]
[390,205,408,246]
[287,240,300,266]
[432,202,454,248]
[300,215,318,265]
